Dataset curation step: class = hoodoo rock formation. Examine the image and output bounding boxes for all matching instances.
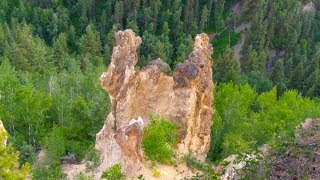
[95,29,214,174]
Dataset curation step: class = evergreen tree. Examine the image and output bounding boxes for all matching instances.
[160,21,172,64]
[78,25,103,68]
[99,10,108,37]
[199,5,209,32]
[174,33,193,66]
[271,59,286,95]
[214,46,240,84]
[214,0,226,30]
[80,0,89,32]
[114,1,124,26]
[290,62,304,91]
[53,33,69,71]
[304,49,320,96]
[78,25,102,57]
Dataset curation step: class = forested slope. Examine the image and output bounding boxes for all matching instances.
[0,0,320,178]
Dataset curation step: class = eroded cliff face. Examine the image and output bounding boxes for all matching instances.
[95,29,214,174]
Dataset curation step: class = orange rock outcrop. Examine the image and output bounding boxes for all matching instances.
[95,29,214,173]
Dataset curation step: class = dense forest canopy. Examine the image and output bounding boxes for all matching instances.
[0,0,320,178]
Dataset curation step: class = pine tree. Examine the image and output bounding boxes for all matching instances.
[160,22,172,65]
[53,33,69,71]
[106,24,120,50]
[80,0,89,32]
[99,10,108,36]
[174,34,193,66]
[304,49,320,95]
[79,25,102,57]
[68,24,76,49]
[290,62,304,91]
[214,0,226,30]
[271,59,286,95]
[126,20,139,34]
[214,47,240,83]
[242,45,259,73]
[199,5,209,32]
[114,1,124,26]
[57,7,70,33]
[78,25,102,67]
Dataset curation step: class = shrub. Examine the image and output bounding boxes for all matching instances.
[101,164,124,180]
[142,115,179,164]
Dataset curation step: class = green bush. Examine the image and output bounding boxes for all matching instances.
[101,164,124,180]
[142,115,179,164]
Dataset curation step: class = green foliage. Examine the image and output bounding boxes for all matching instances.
[0,52,110,177]
[17,142,36,164]
[32,163,66,180]
[1,0,320,177]
[244,71,273,94]
[208,82,320,162]
[31,125,66,179]
[0,123,30,180]
[208,83,256,160]
[142,115,179,164]
[101,164,124,180]
[0,83,52,147]
[214,46,240,84]
[43,125,66,165]
[212,31,240,59]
